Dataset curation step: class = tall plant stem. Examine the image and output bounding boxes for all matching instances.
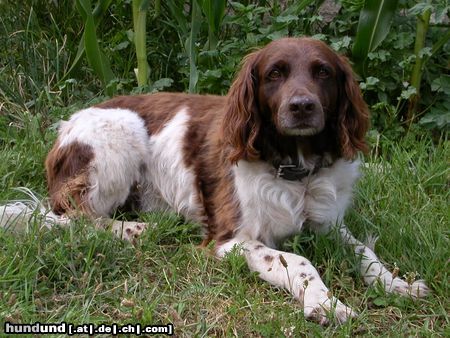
[407,2,431,124]
[133,0,149,87]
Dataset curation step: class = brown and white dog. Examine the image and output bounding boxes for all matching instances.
[2,37,429,324]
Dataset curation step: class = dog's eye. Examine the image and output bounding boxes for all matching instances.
[318,66,330,79]
[268,69,282,80]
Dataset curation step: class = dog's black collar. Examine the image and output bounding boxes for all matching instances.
[274,152,331,181]
[276,163,320,181]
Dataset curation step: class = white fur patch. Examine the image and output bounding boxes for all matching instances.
[56,107,201,219]
[304,159,360,226]
[232,159,360,247]
[58,107,153,216]
[145,109,202,221]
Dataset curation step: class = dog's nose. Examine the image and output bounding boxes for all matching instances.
[288,96,317,115]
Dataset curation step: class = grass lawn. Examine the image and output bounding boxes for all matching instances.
[0,101,448,336]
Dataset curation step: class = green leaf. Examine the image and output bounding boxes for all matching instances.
[67,0,115,94]
[408,3,433,16]
[150,78,174,93]
[399,86,417,100]
[279,0,315,16]
[78,0,115,94]
[92,0,114,19]
[139,0,150,11]
[352,0,399,75]
[199,0,226,34]
[360,76,380,90]
[331,36,352,51]
[267,28,289,41]
[419,105,450,130]
[418,47,432,58]
[275,14,299,23]
[165,0,189,41]
[63,0,112,82]
[433,3,450,24]
[133,0,149,87]
[198,0,226,50]
[373,297,388,307]
[431,75,450,93]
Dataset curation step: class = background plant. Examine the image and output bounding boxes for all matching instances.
[1,0,447,137]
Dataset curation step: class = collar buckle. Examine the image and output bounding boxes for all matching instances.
[277,164,311,181]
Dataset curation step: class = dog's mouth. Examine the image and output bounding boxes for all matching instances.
[280,125,321,136]
[277,114,325,137]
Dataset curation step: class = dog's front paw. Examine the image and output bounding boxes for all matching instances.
[298,282,357,325]
[122,222,147,243]
[390,278,430,298]
[109,220,147,243]
[304,297,357,325]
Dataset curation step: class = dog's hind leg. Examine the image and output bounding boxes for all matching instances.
[0,189,70,233]
[0,189,148,244]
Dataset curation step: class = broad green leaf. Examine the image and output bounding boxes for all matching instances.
[150,78,174,93]
[408,3,433,16]
[133,0,149,87]
[352,0,399,75]
[418,103,450,130]
[275,15,299,23]
[199,0,226,34]
[83,16,114,85]
[64,0,114,85]
[280,0,315,16]
[92,0,114,19]
[164,0,189,37]
[431,75,450,93]
[399,86,417,100]
[199,0,226,50]
[78,0,115,94]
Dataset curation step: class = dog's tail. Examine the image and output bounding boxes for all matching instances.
[0,187,69,232]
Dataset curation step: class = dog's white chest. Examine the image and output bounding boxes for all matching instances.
[232,159,360,247]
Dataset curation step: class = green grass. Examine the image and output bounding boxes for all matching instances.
[0,2,448,336]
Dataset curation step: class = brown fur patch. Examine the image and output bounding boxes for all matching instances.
[95,92,225,136]
[45,141,94,215]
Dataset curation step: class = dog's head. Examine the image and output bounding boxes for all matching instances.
[223,37,369,163]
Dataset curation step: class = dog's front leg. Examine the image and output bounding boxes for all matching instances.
[217,239,357,325]
[337,225,430,298]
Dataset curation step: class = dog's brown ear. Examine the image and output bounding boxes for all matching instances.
[337,55,370,159]
[222,51,261,164]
